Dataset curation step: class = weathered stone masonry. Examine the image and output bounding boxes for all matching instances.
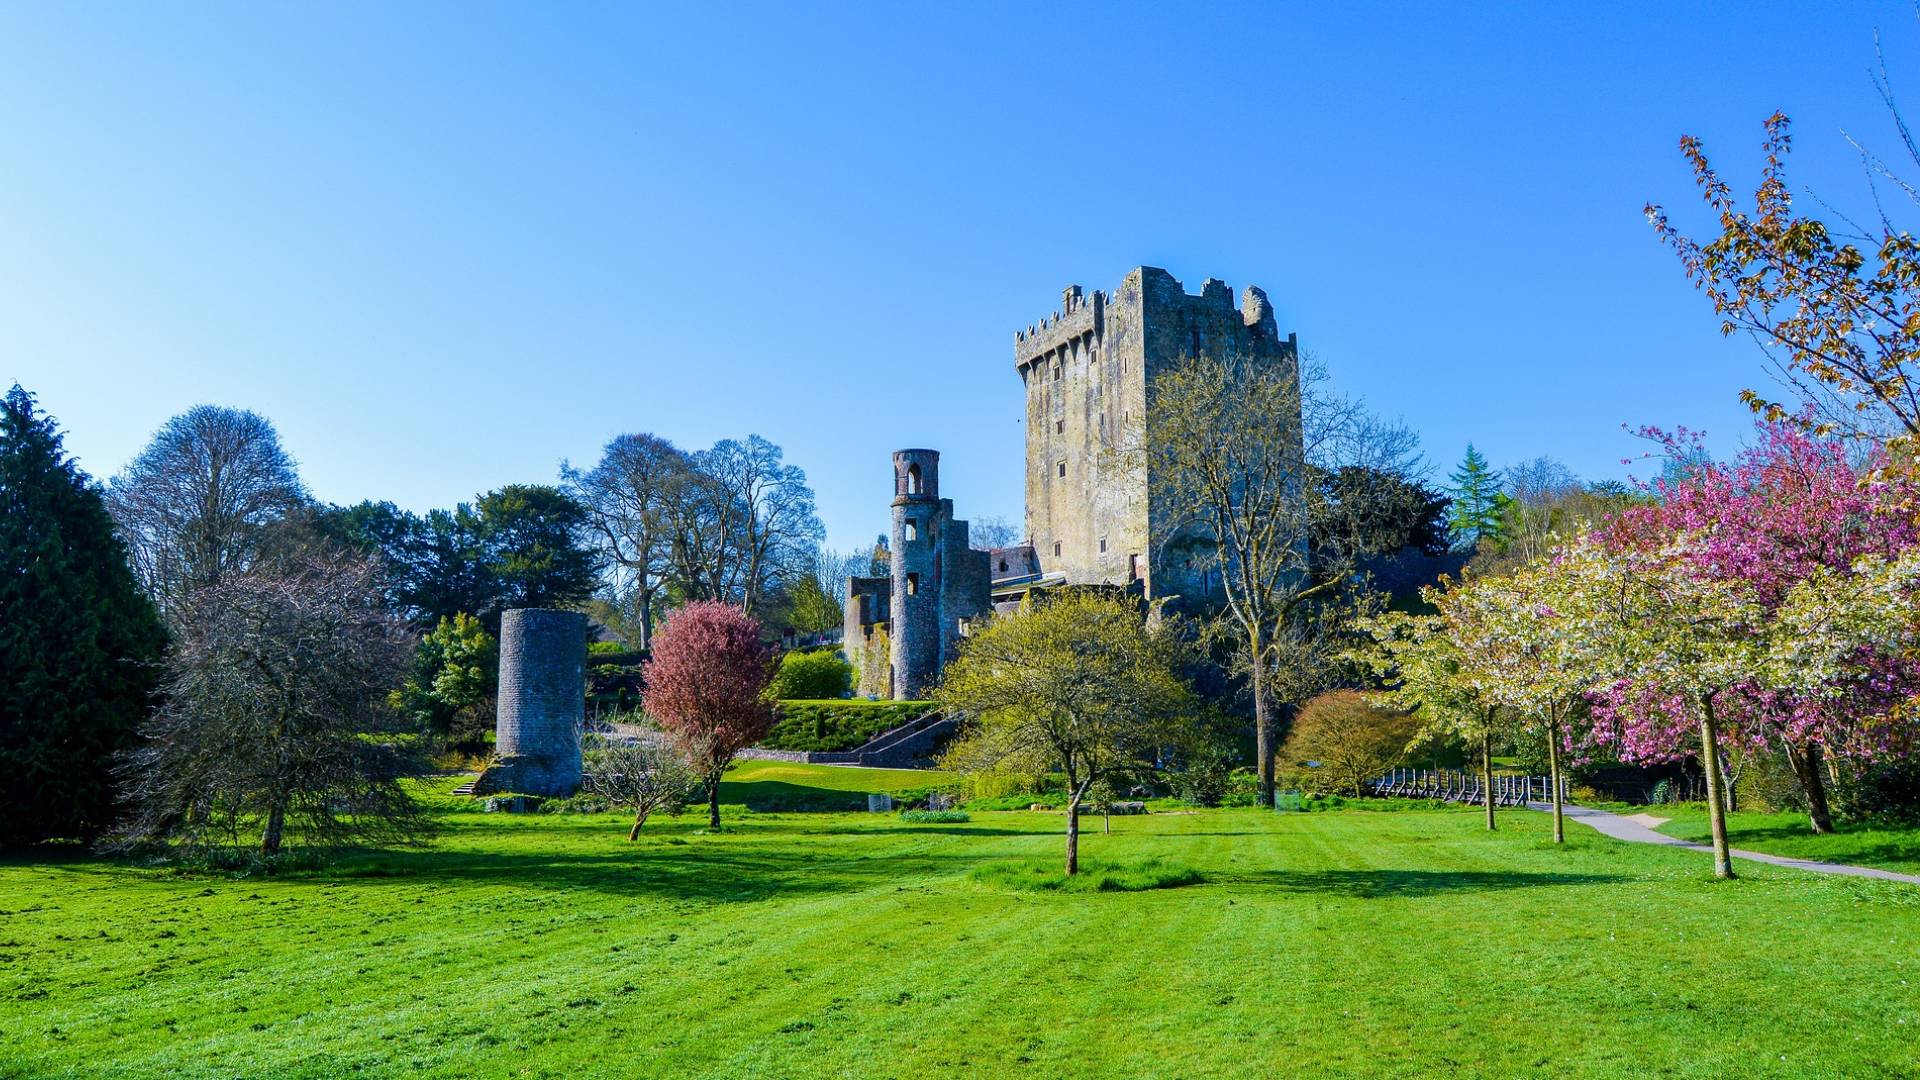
[475,607,587,797]
[1017,267,1298,607]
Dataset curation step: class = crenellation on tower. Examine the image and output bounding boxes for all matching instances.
[1018,266,1300,608]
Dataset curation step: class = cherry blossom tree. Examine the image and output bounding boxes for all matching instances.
[1445,565,1595,844]
[641,601,778,829]
[1600,422,1920,832]
[1352,604,1508,831]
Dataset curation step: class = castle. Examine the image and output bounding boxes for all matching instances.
[845,267,1300,700]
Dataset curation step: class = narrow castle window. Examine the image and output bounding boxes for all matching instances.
[1054,419,1064,434]
[905,520,918,541]
[906,573,919,596]
[1099,538,1107,553]
[1052,361,1061,381]
[1053,541,1062,557]
[905,463,922,495]
[1057,461,1066,478]
[997,559,1008,572]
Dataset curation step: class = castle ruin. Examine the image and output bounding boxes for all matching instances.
[846,267,1300,699]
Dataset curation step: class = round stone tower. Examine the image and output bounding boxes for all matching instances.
[493,607,587,796]
[890,449,942,699]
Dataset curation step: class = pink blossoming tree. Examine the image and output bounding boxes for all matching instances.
[641,601,778,829]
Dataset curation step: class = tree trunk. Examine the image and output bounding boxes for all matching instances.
[1065,798,1081,876]
[1785,739,1835,835]
[1481,727,1496,831]
[638,590,654,652]
[261,801,286,856]
[1251,630,1274,808]
[1699,697,1736,880]
[628,807,648,841]
[706,773,722,829]
[1547,714,1565,845]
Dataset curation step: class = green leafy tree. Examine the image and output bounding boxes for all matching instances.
[392,613,498,738]
[1352,604,1509,830]
[1447,445,1509,552]
[0,386,168,846]
[468,485,600,616]
[936,593,1194,874]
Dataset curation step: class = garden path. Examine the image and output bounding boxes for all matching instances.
[1535,802,1920,884]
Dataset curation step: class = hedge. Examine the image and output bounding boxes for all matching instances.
[760,700,938,752]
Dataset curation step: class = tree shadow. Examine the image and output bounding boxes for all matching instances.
[50,831,992,903]
[1213,868,1629,898]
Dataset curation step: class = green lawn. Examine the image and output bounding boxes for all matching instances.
[3,771,1917,1078]
[1650,805,1920,874]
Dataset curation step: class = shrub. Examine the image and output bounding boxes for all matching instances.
[540,792,614,814]
[770,649,853,700]
[1279,690,1420,798]
[894,803,967,818]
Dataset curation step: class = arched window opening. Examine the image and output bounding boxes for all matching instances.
[905,463,922,495]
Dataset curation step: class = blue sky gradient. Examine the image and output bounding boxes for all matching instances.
[2,2,1915,550]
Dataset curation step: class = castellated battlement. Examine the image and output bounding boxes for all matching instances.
[1016,266,1300,610]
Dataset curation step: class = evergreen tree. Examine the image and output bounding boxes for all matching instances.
[1447,444,1509,552]
[0,385,166,846]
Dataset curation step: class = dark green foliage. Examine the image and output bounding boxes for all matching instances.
[760,700,933,752]
[1316,465,1451,557]
[769,649,852,700]
[321,486,597,631]
[0,386,167,846]
[470,484,600,615]
[1840,757,1920,824]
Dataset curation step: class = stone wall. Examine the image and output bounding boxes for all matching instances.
[476,608,586,797]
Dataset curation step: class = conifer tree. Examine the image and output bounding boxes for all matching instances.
[0,385,166,845]
[1447,445,1509,552]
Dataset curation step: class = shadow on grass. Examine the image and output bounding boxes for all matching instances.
[51,832,989,903]
[1215,868,1630,898]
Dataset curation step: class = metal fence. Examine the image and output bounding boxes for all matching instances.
[1365,768,1570,807]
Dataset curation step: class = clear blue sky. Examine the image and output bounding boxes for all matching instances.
[2,3,1913,552]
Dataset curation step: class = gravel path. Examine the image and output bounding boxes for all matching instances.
[1534,801,1920,884]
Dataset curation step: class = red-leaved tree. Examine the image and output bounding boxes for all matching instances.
[642,600,777,828]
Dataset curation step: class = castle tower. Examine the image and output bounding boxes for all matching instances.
[490,608,587,796]
[1013,268,1299,606]
[890,449,944,699]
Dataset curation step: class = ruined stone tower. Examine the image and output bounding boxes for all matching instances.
[1015,267,1299,606]
[844,450,992,700]
[487,608,586,796]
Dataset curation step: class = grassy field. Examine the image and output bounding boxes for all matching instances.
[1649,805,1920,874]
[3,769,1918,1079]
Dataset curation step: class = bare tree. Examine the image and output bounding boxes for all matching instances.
[114,547,423,858]
[1146,354,1423,805]
[562,433,689,649]
[704,436,824,614]
[968,515,1022,550]
[107,405,307,616]
[661,436,823,616]
[582,728,698,840]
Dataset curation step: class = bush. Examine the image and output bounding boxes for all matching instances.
[770,649,853,700]
[760,700,934,752]
[1843,757,1920,823]
[900,809,970,823]
[540,792,614,814]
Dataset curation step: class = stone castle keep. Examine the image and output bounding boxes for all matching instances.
[846,267,1300,699]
